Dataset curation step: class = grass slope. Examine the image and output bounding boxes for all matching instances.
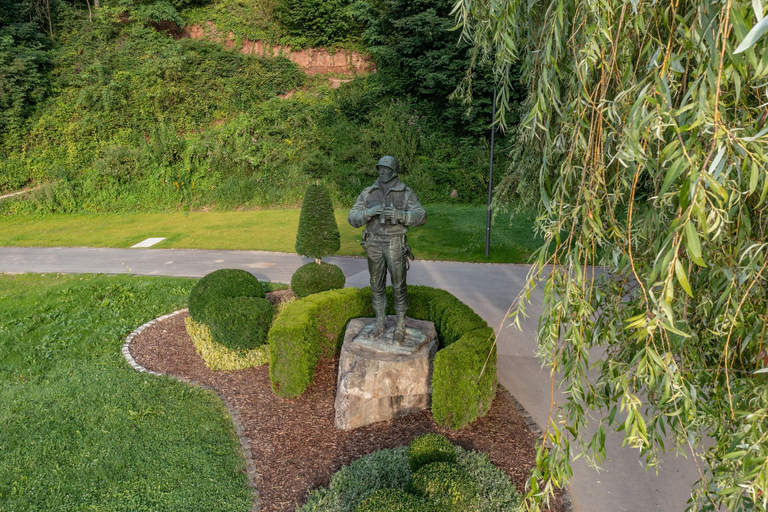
[0,205,541,263]
[0,274,251,512]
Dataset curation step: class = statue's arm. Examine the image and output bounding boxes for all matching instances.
[403,191,427,227]
[348,192,369,228]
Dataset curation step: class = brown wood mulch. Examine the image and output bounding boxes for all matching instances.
[130,291,565,512]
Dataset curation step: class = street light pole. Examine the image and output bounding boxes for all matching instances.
[485,89,497,259]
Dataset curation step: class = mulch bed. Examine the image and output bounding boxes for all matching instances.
[130,291,565,512]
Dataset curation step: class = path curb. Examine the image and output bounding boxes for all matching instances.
[506,390,575,512]
[122,308,261,512]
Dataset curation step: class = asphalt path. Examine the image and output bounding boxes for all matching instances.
[0,246,700,511]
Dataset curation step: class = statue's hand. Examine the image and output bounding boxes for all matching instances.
[366,205,384,219]
[384,207,405,223]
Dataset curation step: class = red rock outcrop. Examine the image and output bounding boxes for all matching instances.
[181,22,374,76]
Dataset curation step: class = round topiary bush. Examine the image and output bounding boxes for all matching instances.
[291,261,345,298]
[407,433,457,472]
[295,184,341,260]
[188,269,265,324]
[355,489,433,512]
[410,461,477,512]
[204,296,274,351]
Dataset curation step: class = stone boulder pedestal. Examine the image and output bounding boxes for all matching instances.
[334,316,438,430]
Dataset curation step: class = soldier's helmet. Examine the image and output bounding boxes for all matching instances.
[376,156,399,175]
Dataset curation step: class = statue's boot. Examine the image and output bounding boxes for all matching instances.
[393,311,406,344]
[369,309,387,338]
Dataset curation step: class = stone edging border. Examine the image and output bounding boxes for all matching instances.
[123,310,573,512]
[122,308,261,512]
[505,390,575,512]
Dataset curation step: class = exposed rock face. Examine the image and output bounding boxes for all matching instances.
[182,23,374,76]
[334,317,438,430]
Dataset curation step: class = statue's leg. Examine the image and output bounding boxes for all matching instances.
[388,237,408,344]
[367,241,387,338]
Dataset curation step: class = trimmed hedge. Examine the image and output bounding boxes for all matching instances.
[205,296,273,351]
[269,287,373,397]
[185,317,269,370]
[267,285,497,429]
[291,261,346,298]
[410,462,477,512]
[407,434,457,473]
[432,327,497,429]
[355,489,433,512]
[188,268,265,324]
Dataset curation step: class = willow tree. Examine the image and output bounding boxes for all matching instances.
[456,1,768,510]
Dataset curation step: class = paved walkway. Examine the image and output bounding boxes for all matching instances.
[0,246,699,511]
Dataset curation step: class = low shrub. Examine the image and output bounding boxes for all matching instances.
[185,316,269,370]
[188,269,265,324]
[268,287,372,397]
[431,327,497,429]
[268,285,496,428]
[205,296,273,351]
[355,489,433,512]
[299,444,520,512]
[410,462,477,512]
[291,262,346,298]
[407,434,457,473]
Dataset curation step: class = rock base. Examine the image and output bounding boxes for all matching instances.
[334,316,438,430]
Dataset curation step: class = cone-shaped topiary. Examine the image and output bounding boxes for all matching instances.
[295,184,340,260]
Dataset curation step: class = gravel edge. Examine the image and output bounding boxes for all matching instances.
[122,308,261,512]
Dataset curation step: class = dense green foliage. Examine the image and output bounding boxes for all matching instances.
[205,296,273,350]
[0,274,251,511]
[185,316,270,370]
[268,285,496,429]
[299,443,520,512]
[407,433,457,472]
[356,0,524,136]
[410,461,477,511]
[188,268,265,324]
[0,0,518,209]
[355,489,433,512]
[295,184,341,259]
[274,0,361,48]
[290,261,346,298]
[459,0,768,510]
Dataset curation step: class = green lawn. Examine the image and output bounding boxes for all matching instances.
[0,205,541,263]
[0,274,252,512]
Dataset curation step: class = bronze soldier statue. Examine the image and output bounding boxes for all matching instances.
[348,156,427,344]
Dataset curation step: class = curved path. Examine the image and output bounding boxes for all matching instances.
[0,246,699,512]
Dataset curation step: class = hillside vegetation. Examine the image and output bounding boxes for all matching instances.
[1,0,523,214]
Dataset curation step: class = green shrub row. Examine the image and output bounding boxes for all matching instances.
[267,285,496,428]
[269,287,373,396]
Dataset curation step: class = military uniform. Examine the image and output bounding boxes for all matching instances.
[348,156,426,342]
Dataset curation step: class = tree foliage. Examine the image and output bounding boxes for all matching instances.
[357,0,525,135]
[457,0,768,510]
